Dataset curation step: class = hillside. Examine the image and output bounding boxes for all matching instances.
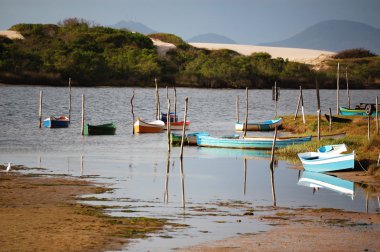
[262,20,380,55]
[187,33,236,44]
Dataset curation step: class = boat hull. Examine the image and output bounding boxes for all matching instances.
[197,135,311,149]
[339,107,379,116]
[84,123,116,135]
[235,118,282,131]
[134,119,164,133]
[298,152,355,173]
[43,116,69,128]
[170,132,208,145]
[164,121,190,130]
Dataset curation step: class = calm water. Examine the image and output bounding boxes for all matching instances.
[0,85,379,251]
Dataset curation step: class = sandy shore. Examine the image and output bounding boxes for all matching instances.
[1,166,379,251]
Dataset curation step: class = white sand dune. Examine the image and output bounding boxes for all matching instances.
[0,30,24,40]
[189,42,335,65]
[151,39,176,56]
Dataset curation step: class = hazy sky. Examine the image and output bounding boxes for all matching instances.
[1,0,379,44]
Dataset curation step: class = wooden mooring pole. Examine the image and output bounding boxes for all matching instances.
[336,62,340,114]
[174,86,177,122]
[236,95,240,123]
[131,90,135,135]
[244,88,248,137]
[38,90,43,128]
[300,86,305,124]
[316,80,321,141]
[167,98,171,152]
[179,97,188,159]
[376,96,379,135]
[329,108,332,132]
[68,78,72,122]
[81,94,85,135]
[294,87,301,121]
[155,78,160,120]
[346,66,350,109]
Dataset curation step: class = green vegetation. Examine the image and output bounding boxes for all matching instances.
[278,115,380,175]
[0,19,379,88]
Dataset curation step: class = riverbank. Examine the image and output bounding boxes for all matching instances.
[0,165,171,252]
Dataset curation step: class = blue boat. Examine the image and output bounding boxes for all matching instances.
[298,149,355,173]
[340,106,379,116]
[298,171,354,198]
[43,116,70,128]
[235,118,282,131]
[197,135,311,149]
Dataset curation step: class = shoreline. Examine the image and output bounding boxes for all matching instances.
[1,165,379,251]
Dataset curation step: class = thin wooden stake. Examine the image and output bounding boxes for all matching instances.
[346,66,350,109]
[167,98,171,152]
[155,78,160,120]
[337,62,340,114]
[300,86,306,124]
[236,95,240,123]
[244,87,248,137]
[274,81,278,118]
[270,164,276,207]
[317,109,321,142]
[294,88,301,121]
[166,86,169,100]
[131,90,135,134]
[368,114,371,142]
[174,86,177,122]
[81,94,85,135]
[38,90,43,128]
[316,80,321,111]
[179,97,188,159]
[329,108,332,132]
[376,96,379,135]
[68,78,72,122]
[80,155,83,177]
[270,126,278,167]
[164,152,170,204]
[377,153,380,167]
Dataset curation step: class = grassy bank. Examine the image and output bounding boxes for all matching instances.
[278,115,380,175]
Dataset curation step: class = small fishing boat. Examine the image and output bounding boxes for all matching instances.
[84,122,116,135]
[43,116,70,128]
[197,135,311,149]
[339,106,379,116]
[317,144,347,155]
[160,112,178,123]
[170,132,209,145]
[235,118,282,131]
[134,119,164,133]
[297,171,354,198]
[324,114,352,123]
[164,121,190,130]
[298,148,355,173]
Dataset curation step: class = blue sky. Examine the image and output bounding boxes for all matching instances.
[0,0,379,44]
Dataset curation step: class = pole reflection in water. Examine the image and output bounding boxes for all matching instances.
[164,152,170,204]
[270,162,277,207]
[180,157,185,208]
[243,158,247,195]
[80,155,84,177]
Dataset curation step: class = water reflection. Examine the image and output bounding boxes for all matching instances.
[297,171,355,199]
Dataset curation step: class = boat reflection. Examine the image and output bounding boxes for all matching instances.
[197,147,271,159]
[297,171,355,199]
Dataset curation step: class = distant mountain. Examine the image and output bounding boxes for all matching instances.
[187,33,237,44]
[111,20,156,35]
[261,20,380,55]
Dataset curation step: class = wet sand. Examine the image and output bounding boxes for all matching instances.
[0,168,126,252]
[1,166,379,252]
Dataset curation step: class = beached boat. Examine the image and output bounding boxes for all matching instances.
[84,122,116,135]
[235,118,282,131]
[317,144,347,155]
[324,114,352,123]
[298,149,355,173]
[164,121,190,130]
[170,132,209,145]
[134,119,164,133]
[340,106,379,116]
[297,171,354,198]
[43,116,70,128]
[197,135,311,149]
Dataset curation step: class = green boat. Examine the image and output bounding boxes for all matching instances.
[170,132,209,145]
[84,122,116,135]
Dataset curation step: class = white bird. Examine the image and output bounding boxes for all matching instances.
[6,162,11,172]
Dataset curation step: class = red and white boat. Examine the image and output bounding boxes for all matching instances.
[163,121,190,130]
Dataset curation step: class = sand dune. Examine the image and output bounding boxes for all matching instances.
[0,30,24,40]
[189,42,335,65]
